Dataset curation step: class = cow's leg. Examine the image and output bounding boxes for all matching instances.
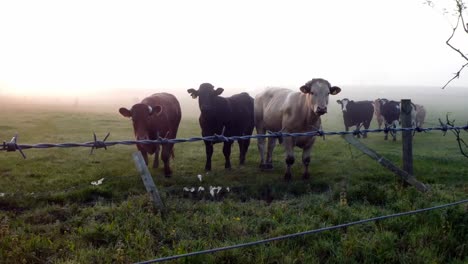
[152,144,160,169]
[238,139,247,165]
[161,144,173,177]
[204,140,214,171]
[384,124,388,140]
[140,150,149,165]
[223,141,233,169]
[283,137,295,181]
[256,127,267,169]
[265,137,276,169]
[363,121,370,138]
[301,143,314,180]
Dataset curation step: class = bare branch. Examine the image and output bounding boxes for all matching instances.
[442,62,468,89]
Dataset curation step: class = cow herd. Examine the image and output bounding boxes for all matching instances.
[119,78,426,181]
[336,98,427,141]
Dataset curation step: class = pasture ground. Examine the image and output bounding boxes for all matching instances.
[0,100,467,263]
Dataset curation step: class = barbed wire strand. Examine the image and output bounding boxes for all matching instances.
[1,125,467,152]
[135,198,468,264]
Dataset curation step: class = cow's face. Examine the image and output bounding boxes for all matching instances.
[119,103,162,141]
[336,98,351,112]
[187,83,223,114]
[300,78,341,115]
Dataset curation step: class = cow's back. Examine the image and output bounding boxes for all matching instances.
[142,93,182,139]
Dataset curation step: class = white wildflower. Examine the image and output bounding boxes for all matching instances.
[197,174,203,182]
[226,187,230,192]
[0,193,5,197]
[198,186,205,192]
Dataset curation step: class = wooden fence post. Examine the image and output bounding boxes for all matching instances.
[401,99,413,176]
[132,151,166,216]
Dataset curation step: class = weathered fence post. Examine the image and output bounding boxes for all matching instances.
[401,99,413,176]
[132,151,166,216]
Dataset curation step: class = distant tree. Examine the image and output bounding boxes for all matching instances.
[425,0,468,88]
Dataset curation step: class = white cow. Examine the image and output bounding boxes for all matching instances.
[254,78,341,181]
[414,104,426,128]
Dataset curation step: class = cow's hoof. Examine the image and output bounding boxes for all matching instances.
[393,138,396,142]
[205,167,211,172]
[302,172,310,180]
[284,173,292,182]
[152,163,159,169]
[164,173,172,178]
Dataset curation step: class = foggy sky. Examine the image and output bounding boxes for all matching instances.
[0,0,468,99]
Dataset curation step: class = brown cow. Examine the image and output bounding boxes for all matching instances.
[119,93,181,177]
[255,78,341,181]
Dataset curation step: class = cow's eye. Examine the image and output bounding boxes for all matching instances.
[310,92,314,95]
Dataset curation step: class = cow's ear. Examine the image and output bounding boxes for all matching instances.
[215,88,224,95]
[187,88,198,99]
[330,86,341,95]
[336,100,342,104]
[151,105,162,116]
[119,107,132,118]
[300,85,310,93]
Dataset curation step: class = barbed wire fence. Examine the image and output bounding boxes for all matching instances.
[2,124,468,159]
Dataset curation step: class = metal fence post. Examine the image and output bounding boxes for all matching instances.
[401,99,413,175]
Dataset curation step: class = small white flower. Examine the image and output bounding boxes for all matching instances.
[216,186,222,194]
[190,187,195,192]
[209,186,215,197]
[0,193,5,197]
[197,174,203,182]
[198,186,205,192]
[183,187,190,192]
[91,178,105,186]
[226,187,230,192]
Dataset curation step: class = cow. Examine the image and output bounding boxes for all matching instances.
[119,93,181,177]
[187,83,255,171]
[379,99,400,141]
[336,98,374,138]
[254,78,341,181]
[414,104,426,128]
[373,98,385,129]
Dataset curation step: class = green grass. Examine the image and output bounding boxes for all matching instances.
[0,104,467,263]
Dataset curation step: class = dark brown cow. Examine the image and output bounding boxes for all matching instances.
[188,83,255,171]
[119,93,181,177]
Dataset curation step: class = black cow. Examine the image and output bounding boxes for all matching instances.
[379,99,400,141]
[187,83,255,171]
[336,98,374,138]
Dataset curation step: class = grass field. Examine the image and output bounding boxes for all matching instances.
[0,98,467,263]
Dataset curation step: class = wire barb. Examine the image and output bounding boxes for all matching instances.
[1,134,26,159]
[90,132,110,155]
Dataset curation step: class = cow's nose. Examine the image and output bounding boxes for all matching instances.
[316,107,327,115]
